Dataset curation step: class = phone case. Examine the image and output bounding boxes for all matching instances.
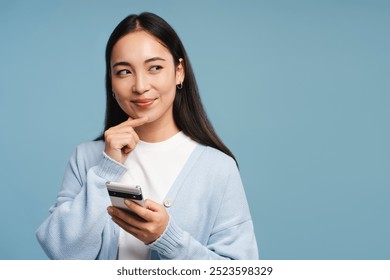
[106,181,145,209]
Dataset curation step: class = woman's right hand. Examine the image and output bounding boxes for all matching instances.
[104,116,148,164]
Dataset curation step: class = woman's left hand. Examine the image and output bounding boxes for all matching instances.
[107,199,169,244]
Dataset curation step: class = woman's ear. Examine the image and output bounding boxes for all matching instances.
[176,58,185,84]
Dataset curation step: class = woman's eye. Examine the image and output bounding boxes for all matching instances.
[150,65,162,71]
[116,69,131,76]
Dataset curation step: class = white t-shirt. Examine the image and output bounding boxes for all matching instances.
[117,131,198,259]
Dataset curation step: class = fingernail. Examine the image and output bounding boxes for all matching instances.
[124,199,132,206]
[107,207,113,214]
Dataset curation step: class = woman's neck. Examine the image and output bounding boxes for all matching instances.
[135,114,180,143]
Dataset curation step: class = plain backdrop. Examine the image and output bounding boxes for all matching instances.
[0,0,389,259]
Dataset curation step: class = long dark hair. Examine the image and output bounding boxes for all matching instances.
[95,12,236,163]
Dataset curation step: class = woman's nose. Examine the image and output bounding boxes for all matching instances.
[132,73,150,94]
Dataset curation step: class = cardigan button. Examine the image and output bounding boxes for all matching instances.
[163,199,173,208]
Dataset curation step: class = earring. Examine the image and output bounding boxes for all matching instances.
[112,91,116,99]
[177,58,184,90]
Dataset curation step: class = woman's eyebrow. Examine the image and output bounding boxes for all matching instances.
[112,57,166,68]
[144,57,166,63]
[112,61,132,68]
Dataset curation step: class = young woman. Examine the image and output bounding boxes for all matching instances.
[36,12,258,260]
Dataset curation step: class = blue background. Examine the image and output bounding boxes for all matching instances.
[0,0,389,259]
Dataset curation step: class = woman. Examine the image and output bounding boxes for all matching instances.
[36,12,258,260]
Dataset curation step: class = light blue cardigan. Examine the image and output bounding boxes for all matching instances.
[36,141,259,259]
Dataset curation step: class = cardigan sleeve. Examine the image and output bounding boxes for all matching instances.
[36,143,126,259]
[149,217,257,260]
[149,156,259,260]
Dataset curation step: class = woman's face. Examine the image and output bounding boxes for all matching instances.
[110,31,184,125]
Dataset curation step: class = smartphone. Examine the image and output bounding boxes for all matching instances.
[106,181,145,211]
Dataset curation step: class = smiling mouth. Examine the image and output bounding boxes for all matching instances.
[131,98,157,108]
